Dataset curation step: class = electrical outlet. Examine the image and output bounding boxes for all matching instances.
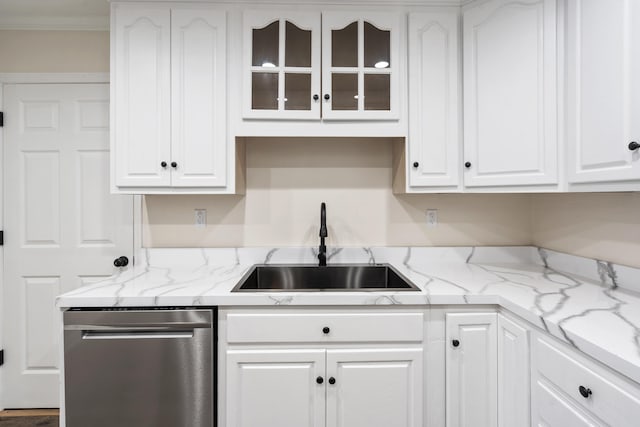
[194,209,207,228]
[426,209,438,228]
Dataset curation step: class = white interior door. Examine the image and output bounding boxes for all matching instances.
[2,83,134,408]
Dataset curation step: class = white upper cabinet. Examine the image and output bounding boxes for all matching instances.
[243,10,401,121]
[243,11,321,120]
[322,12,400,120]
[111,4,228,193]
[566,0,640,187]
[463,0,558,188]
[407,11,461,189]
[112,5,171,188]
[171,9,227,188]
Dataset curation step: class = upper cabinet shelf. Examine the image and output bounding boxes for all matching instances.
[243,11,402,121]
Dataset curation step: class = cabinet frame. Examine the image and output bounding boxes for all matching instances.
[219,307,426,427]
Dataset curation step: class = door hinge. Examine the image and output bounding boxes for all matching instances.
[0,111,3,127]
[0,349,4,366]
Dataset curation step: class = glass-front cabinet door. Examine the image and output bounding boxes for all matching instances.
[243,11,321,119]
[321,12,401,120]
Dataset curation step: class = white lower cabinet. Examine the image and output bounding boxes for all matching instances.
[222,307,640,427]
[326,349,423,427]
[222,309,424,427]
[531,333,640,427]
[446,312,498,427]
[226,349,325,427]
[497,314,530,427]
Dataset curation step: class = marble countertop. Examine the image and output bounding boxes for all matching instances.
[56,246,640,386]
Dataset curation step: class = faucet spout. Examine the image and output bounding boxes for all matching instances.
[318,202,327,266]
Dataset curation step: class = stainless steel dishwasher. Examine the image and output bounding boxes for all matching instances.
[63,308,216,427]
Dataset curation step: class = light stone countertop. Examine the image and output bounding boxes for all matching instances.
[56,246,640,386]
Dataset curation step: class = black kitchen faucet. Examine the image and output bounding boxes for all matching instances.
[318,202,327,266]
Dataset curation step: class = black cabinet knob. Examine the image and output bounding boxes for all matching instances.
[413,162,419,168]
[328,377,336,385]
[161,161,167,168]
[464,162,471,168]
[629,141,640,151]
[313,94,319,101]
[113,256,129,268]
[324,94,330,100]
[452,339,460,348]
[316,376,324,384]
[579,386,592,399]
[171,162,177,168]
[322,327,330,334]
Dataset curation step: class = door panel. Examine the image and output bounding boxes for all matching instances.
[566,0,640,183]
[226,349,325,427]
[446,312,498,427]
[463,0,558,187]
[408,11,460,189]
[171,8,227,187]
[3,83,134,407]
[112,5,171,187]
[326,348,423,427]
[498,315,530,427]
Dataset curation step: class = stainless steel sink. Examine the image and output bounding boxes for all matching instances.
[232,264,420,292]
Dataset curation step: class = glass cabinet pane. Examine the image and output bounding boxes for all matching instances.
[364,22,390,68]
[364,74,390,110]
[252,21,279,67]
[252,72,278,109]
[331,22,358,67]
[332,74,358,110]
[285,21,311,67]
[285,74,311,110]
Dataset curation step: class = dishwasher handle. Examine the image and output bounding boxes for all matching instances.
[82,330,194,340]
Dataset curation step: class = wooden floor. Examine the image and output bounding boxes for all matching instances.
[0,410,59,417]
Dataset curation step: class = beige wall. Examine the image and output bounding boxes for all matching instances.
[143,138,532,248]
[3,31,639,267]
[530,193,640,268]
[0,30,109,72]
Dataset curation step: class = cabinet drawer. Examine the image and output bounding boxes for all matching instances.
[535,336,640,426]
[534,378,599,426]
[227,312,424,343]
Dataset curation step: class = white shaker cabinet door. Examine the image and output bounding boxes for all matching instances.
[171,8,227,187]
[446,312,498,427]
[225,349,326,427]
[407,11,461,190]
[325,348,423,427]
[462,0,558,188]
[566,0,640,185]
[497,314,530,427]
[112,5,171,187]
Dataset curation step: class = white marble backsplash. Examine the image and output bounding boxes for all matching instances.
[136,245,640,294]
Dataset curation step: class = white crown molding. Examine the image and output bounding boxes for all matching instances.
[109,0,464,5]
[0,15,109,31]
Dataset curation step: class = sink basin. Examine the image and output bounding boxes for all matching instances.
[232,264,420,292]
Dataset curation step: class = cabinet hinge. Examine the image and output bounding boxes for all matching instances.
[0,230,3,246]
[0,112,3,127]
[0,349,4,367]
